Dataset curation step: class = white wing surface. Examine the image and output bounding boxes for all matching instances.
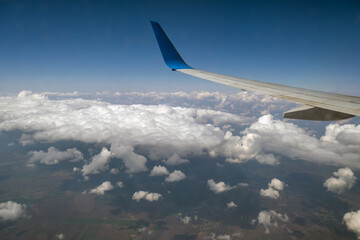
[151,21,360,121]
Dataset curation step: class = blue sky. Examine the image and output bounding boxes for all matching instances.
[0,0,359,94]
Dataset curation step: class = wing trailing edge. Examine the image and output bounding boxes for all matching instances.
[283,105,354,121]
[151,21,360,121]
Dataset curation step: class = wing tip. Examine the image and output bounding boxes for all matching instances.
[150,21,192,70]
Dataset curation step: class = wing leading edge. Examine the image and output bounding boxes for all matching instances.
[151,21,360,121]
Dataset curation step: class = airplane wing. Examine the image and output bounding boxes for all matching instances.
[151,21,360,121]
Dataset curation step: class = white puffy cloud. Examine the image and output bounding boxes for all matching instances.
[212,114,360,169]
[1,92,360,174]
[116,181,124,188]
[180,216,191,224]
[66,90,285,115]
[110,145,147,174]
[260,188,280,199]
[255,154,279,166]
[55,233,65,239]
[207,179,233,194]
[268,178,284,190]
[216,235,231,240]
[132,191,148,202]
[260,178,285,199]
[0,91,249,174]
[110,168,119,174]
[89,181,114,195]
[28,147,83,165]
[256,210,289,234]
[205,233,232,240]
[81,148,112,177]
[227,201,237,208]
[321,123,360,145]
[163,153,189,166]
[0,201,27,221]
[165,170,186,182]
[144,193,162,202]
[324,168,357,194]
[132,191,162,202]
[150,165,169,176]
[343,210,360,239]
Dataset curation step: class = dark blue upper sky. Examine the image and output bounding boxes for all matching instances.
[0,0,359,94]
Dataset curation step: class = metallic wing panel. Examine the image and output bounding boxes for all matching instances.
[178,69,360,117]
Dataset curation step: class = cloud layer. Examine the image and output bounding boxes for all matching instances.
[324,168,357,194]
[212,114,360,169]
[163,153,189,166]
[0,91,360,175]
[44,90,290,117]
[0,91,249,174]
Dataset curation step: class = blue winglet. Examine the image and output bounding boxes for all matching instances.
[151,21,192,70]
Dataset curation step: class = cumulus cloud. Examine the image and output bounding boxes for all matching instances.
[260,188,280,199]
[211,114,360,168]
[343,210,360,239]
[227,201,237,208]
[205,233,234,240]
[165,170,186,182]
[132,191,148,202]
[143,192,162,202]
[81,147,112,177]
[180,216,191,224]
[55,233,65,239]
[1,92,360,173]
[216,235,231,240]
[132,191,162,202]
[28,147,83,165]
[110,168,119,174]
[149,165,169,176]
[116,181,124,188]
[163,153,189,166]
[322,123,360,146]
[0,91,249,174]
[324,168,357,194]
[89,181,114,195]
[256,210,289,234]
[110,145,147,174]
[208,179,233,194]
[58,90,282,115]
[0,201,27,221]
[76,90,289,116]
[260,178,285,199]
[268,178,284,190]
